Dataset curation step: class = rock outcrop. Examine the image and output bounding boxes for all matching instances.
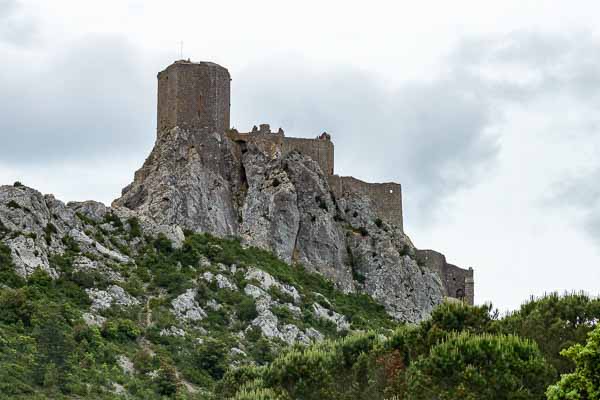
[110,126,447,322]
[0,60,474,324]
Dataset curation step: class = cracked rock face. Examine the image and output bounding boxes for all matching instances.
[0,184,186,284]
[110,129,447,323]
[172,289,207,322]
[112,127,239,236]
[0,127,449,324]
[87,285,140,312]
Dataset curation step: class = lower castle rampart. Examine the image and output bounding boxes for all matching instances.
[224,124,475,304]
[415,249,474,305]
[328,175,403,231]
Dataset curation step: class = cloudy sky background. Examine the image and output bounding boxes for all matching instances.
[1,0,600,311]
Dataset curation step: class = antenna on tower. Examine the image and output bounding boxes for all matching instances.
[179,40,184,60]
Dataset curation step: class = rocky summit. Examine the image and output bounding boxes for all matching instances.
[1,60,474,325]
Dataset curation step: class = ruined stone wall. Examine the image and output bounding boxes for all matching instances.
[415,249,474,305]
[329,175,403,231]
[157,61,230,136]
[282,137,334,175]
[227,132,334,176]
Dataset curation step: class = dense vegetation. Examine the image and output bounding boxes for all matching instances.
[0,216,599,399]
[0,217,396,399]
[223,299,600,399]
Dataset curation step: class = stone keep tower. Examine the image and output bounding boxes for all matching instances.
[157,60,231,135]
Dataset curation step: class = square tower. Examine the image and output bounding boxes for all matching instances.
[157,60,231,135]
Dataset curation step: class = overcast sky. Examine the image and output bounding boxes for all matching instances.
[1,0,599,311]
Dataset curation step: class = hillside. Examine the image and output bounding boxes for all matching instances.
[0,187,397,398]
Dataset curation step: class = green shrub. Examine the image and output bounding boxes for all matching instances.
[101,318,141,342]
[0,242,25,287]
[496,292,600,376]
[127,217,143,238]
[192,338,228,380]
[357,226,369,237]
[546,324,600,400]
[44,223,58,245]
[6,200,21,209]
[103,212,123,229]
[238,297,259,322]
[75,212,97,226]
[405,333,554,400]
[61,235,80,253]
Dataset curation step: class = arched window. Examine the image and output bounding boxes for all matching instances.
[456,289,465,300]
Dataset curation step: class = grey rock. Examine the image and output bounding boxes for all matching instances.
[160,326,186,337]
[117,355,135,375]
[312,302,350,332]
[172,289,207,322]
[112,127,238,236]
[87,285,140,312]
[82,312,107,327]
[245,267,300,303]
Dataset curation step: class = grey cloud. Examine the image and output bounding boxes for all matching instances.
[489,32,600,240]
[0,34,157,164]
[233,61,498,224]
[452,32,600,102]
[549,168,600,238]
[233,32,600,226]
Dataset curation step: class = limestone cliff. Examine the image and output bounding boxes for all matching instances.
[112,126,448,322]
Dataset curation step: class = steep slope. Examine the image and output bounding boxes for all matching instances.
[113,128,446,322]
[0,186,397,397]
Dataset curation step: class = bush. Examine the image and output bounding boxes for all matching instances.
[238,297,258,322]
[6,200,21,210]
[192,338,228,380]
[103,212,123,229]
[357,226,369,237]
[496,292,600,375]
[0,242,25,287]
[405,333,554,400]
[127,217,143,238]
[546,324,600,400]
[44,223,58,245]
[61,235,80,253]
[13,181,23,187]
[101,318,141,342]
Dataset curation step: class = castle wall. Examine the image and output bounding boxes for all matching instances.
[157,61,230,135]
[282,137,334,175]
[227,132,334,176]
[328,175,403,231]
[415,249,474,305]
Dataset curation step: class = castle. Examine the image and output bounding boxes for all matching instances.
[158,60,404,230]
[153,59,473,305]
